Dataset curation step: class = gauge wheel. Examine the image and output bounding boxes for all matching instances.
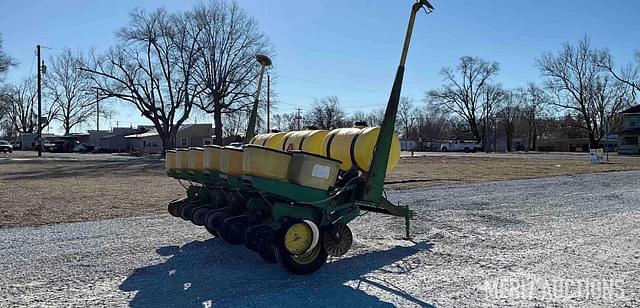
[276,220,328,275]
[323,222,353,257]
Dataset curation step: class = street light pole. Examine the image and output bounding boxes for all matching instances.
[605,118,609,162]
[244,54,272,143]
[267,74,270,132]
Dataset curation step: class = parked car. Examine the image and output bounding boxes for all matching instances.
[0,140,13,153]
[73,143,95,153]
[440,140,481,153]
[44,142,63,152]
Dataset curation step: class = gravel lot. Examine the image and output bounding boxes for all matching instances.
[1,171,638,307]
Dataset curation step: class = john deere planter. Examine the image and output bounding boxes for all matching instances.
[165,0,434,275]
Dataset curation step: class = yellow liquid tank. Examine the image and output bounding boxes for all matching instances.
[281,130,328,155]
[250,132,286,150]
[323,126,400,172]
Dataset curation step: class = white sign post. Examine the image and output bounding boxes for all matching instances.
[590,148,604,164]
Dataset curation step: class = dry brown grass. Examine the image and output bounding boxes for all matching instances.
[2,151,640,228]
[0,154,183,228]
[386,154,640,190]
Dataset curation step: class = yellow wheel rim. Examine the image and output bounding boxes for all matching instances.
[284,223,313,255]
[291,244,321,264]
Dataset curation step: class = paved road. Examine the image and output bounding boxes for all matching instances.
[0,151,158,164]
[1,171,638,307]
[400,150,639,161]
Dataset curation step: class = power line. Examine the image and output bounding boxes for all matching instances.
[39,46,59,51]
[28,48,36,78]
[276,96,387,111]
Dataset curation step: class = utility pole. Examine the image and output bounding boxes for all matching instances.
[267,74,270,132]
[37,45,42,157]
[295,108,302,130]
[483,100,488,153]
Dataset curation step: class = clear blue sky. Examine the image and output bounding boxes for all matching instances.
[1,0,638,133]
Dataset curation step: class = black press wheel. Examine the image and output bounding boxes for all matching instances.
[219,215,248,245]
[191,207,211,226]
[180,202,199,221]
[276,220,328,275]
[205,207,233,231]
[167,200,184,217]
[204,212,218,236]
[259,246,278,264]
[245,225,278,264]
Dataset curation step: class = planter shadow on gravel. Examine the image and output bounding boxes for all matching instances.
[119,238,434,307]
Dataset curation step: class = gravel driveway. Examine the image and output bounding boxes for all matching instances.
[1,171,638,307]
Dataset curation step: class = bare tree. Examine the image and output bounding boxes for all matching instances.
[481,84,508,146]
[271,112,298,132]
[349,110,367,125]
[0,85,14,137]
[46,49,96,135]
[0,34,16,79]
[397,96,416,139]
[498,90,523,151]
[223,109,248,138]
[365,108,385,127]
[84,8,201,153]
[349,108,388,128]
[521,82,547,150]
[427,56,501,143]
[191,0,271,144]
[0,33,17,136]
[538,37,632,148]
[306,96,346,130]
[416,104,457,142]
[600,51,640,99]
[6,78,37,133]
[1,78,57,137]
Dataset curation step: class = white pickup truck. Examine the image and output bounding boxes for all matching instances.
[440,140,482,153]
